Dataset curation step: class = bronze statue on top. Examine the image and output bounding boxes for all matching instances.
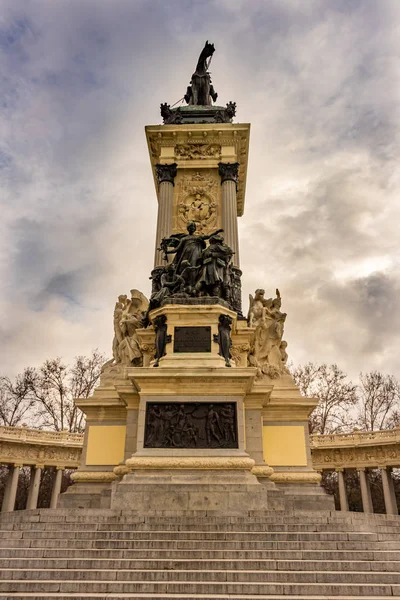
[184,41,218,106]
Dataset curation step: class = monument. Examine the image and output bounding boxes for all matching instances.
[60,42,333,512]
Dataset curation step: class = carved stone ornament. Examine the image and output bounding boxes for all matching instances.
[155,163,178,186]
[177,171,219,235]
[125,456,255,470]
[175,143,221,160]
[218,162,239,185]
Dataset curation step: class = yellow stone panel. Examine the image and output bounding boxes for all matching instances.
[86,426,126,466]
[263,425,307,467]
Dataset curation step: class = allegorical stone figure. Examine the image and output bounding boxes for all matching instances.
[118,289,149,366]
[184,41,218,106]
[248,289,290,379]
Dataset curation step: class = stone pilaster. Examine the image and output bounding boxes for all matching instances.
[154,163,177,268]
[218,162,240,267]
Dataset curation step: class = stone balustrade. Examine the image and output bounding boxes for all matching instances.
[0,426,83,513]
[1,425,399,514]
[310,428,400,515]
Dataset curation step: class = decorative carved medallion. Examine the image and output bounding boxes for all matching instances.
[176,171,219,234]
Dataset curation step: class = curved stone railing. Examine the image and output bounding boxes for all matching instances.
[1,425,399,514]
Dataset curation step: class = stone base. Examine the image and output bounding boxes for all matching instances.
[275,482,335,511]
[111,480,285,514]
[58,482,112,510]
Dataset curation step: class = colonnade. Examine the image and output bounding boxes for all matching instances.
[327,466,398,515]
[1,464,67,512]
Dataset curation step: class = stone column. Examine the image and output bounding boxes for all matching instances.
[1,465,13,513]
[154,163,177,268]
[381,467,398,515]
[2,465,21,512]
[218,162,240,267]
[26,465,42,510]
[358,468,373,514]
[50,467,63,509]
[337,469,349,511]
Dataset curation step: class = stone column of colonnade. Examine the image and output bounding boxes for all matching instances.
[1,464,21,513]
[50,467,64,509]
[358,468,373,514]
[337,468,349,512]
[153,163,177,268]
[26,465,42,510]
[218,162,240,268]
[381,467,398,515]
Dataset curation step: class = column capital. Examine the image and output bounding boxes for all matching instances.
[155,163,177,186]
[218,162,239,185]
[56,466,65,471]
[335,468,345,472]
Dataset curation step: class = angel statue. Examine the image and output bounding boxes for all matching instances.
[118,289,149,366]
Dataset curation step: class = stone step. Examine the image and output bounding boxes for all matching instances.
[1,529,385,541]
[1,579,400,595]
[1,547,400,561]
[2,568,400,584]
[2,596,400,600]
[4,521,400,533]
[1,557,400,571]
[2,536,399,550]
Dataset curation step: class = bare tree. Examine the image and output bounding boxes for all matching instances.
[0,371,36,427]
[357,371,400,431]
[291,362,358,434]
[0,350,105,433]
[29,350,105,432]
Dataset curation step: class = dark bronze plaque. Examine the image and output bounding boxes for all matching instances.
[173,326,211,353]
[144,402,238,449]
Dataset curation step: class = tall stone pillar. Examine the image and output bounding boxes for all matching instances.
[381,467,398,515]
[337,469,349,511]
[154,163,177,268]
[1,466,13,513]
[26,465,42,510]
[218,162,240,267]
[358,468,373,514]
[3,465,21,512]
[50,468,63,509]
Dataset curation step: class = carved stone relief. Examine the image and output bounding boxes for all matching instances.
[175,171,220,235]
[175,143,221,160]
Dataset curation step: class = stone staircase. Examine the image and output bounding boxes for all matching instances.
[0,509,400,599]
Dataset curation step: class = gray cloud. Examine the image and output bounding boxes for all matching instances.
[0,0,399,379]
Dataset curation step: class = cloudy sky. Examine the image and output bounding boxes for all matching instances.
[1,0,399,380]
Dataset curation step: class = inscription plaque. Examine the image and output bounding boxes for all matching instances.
[144,402,238,449]
[174,326,211,353]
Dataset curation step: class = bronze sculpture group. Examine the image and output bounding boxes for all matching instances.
[150,222,235,311]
